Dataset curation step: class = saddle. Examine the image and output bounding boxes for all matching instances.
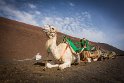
[63,36,83,53]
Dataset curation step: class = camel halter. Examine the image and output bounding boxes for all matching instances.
[46,31,56,38]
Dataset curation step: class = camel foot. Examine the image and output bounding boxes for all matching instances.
[93,58,98,61]
[59,62,71,70]
[45,62,59,68]
[87,58,91,62]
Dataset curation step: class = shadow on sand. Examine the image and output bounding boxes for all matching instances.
[33,62,45,66]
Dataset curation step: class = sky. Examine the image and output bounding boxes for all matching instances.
[0,0,124,51]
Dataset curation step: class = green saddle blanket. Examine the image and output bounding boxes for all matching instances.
[65,38,83,53]
[64,36,96,53]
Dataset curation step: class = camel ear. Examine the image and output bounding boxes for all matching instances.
[43,24,50,32]
[43,28,48,32]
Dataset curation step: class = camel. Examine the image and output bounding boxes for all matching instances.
[100,50,116,60]
[82,46,117,62]
[82,50,101,62]
[43,25,80,70]
[82,46,102,62]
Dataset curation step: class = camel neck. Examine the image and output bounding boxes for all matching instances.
[49,36,60,59]
[50,36,57,49]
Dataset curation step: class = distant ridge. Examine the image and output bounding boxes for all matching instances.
[96,43,124,55]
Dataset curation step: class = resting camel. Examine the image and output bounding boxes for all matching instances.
[82,46,102,62]
[43,25,80,70]
[83,50,102,62]
[100,49,116,60]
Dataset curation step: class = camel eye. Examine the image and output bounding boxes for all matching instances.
[51,28,54,30]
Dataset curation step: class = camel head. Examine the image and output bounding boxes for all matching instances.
[43,24,57,38]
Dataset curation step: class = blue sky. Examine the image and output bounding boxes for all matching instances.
[0,0,124,51]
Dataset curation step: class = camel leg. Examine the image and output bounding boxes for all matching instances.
[87,58,91,62]
[93,58,98,61]
[93,51,100,61]
[59,61,71,70]
[45,61,59,68]
[75,53,80,64]
[84,51,91,62]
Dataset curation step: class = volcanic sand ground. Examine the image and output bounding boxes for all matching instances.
[0,56,124,83]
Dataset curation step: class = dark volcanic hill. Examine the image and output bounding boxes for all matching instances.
[0,17,124,60]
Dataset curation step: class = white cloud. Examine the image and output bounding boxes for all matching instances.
[0,1,39,26]
[69,2,75,6]
[42,13,108,43]
[81,11,91,19]
[35,11,41,15]
[14,11,38,25]
[81,28,106,42]
[28,3,36,9]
